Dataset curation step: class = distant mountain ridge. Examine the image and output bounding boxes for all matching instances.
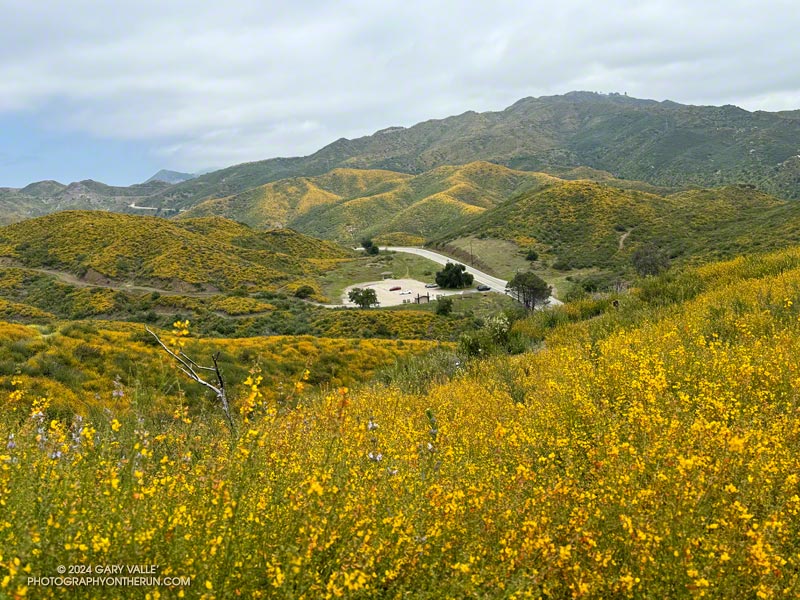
[2,92,800,224]
[145,91,800,208]
[0,179,171,225]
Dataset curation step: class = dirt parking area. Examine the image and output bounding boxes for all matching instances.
[341,278,468,307]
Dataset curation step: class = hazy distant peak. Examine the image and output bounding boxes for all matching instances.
[20,180,67,196]
[145,169,196,184]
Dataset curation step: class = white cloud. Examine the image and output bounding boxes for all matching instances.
[1,0,799,171]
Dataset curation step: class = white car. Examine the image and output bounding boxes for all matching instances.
[400,290,412,295]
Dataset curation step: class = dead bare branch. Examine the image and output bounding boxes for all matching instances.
[145,326,235,432]
[179,351,217,372]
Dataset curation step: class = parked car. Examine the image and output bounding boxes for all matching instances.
[389,286,402,291]
[476,284,491,291]
[400,290,412,295]
[424,283,439,289]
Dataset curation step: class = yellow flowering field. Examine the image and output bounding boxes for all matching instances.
[0,321,447,415]
[1,248,800,598]
[0,211,352,295]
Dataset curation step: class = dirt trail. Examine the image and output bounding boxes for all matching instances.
[19,266,218,298]
[618,230,632,250]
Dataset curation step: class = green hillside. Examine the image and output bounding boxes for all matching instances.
[0,212,487,344]
[181,161,800,275]
[435,179,800,275]
[0,190,49,225]
[179,168,413,231]
[0,211,352,294]
[181,162,555,243]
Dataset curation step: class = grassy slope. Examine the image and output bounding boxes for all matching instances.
[0,264,476,343]
[178,168,412,229]
[0,320,450,414]
[0,214,485,343]
[436,179,800,274]
[318,252,443,302]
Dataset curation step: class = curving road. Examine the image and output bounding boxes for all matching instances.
[382,246,562,306]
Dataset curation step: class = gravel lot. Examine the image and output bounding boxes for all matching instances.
[341,278,470,307]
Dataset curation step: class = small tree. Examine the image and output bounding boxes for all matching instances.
[506,272,551,310]
[361,238,379,255]
[435,296,454,316]
[348,287,379,308]
[525,249,539,261]
[632,244,669,277]
[435,262,474,289]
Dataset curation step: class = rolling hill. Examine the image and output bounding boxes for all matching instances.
[0,211,352,294]
[180,162,557,242]
[434,179,800,274]
[4,237,800,596]
[178,159,800,279]
[179,167,413,232]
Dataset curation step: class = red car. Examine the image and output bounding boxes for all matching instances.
[389,286,402,291]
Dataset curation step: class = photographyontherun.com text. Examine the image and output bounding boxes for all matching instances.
[29,564,191,588]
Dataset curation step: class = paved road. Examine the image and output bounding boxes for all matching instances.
[382,246,562,306]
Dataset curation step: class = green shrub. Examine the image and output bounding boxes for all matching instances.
[294,285,315,299]
[435,297,454,316]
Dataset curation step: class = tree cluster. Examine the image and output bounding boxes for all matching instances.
[348,287,379,308]
[435,296,454,316]
[361,239,380,255]
[294,285,314,299]
[435,262,474,289]
[506,271,551,310]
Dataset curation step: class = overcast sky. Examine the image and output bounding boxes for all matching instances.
[1,0,798,187]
